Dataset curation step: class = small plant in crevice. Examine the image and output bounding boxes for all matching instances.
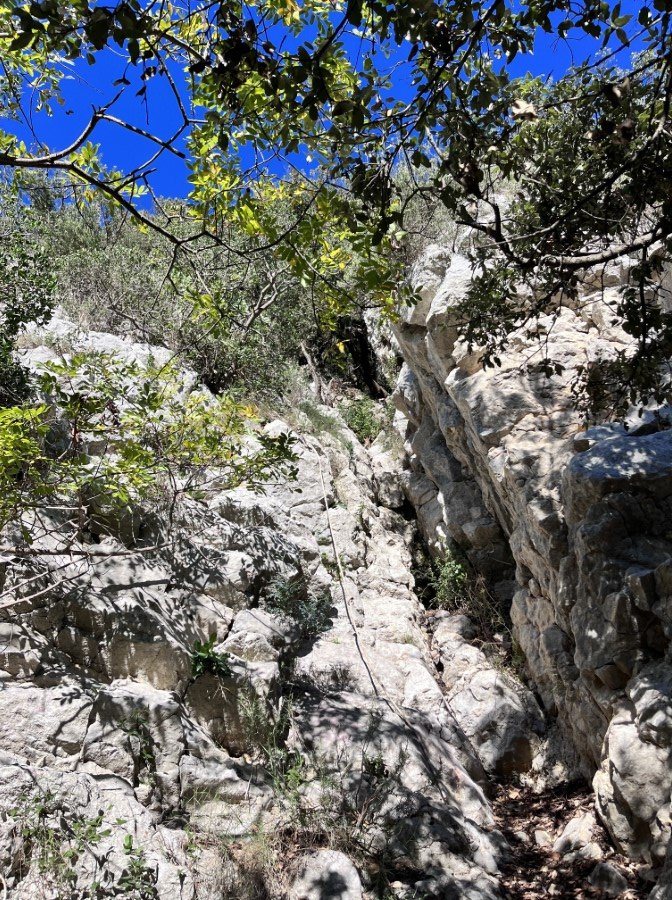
[281,741,415,895]
[117,835,159,899]
[508,636,528,680]
[236,692,315,806]
[362,751,389,780]
[295,399,351,449]
[191,635,232,679]
[236,690,326,823]
[118,709,157,790]
[430,549,525,674]
[407,530,436,607]
[432,551,470,610]
[213,701,423,898]
[262,575,332,640]
[431,549,500,631]
[220,823,277,900]
[8,791,111,890]
[302,662,356,695]
[320,551,339,577]
[4,790,159,897]
[237,689,292,761]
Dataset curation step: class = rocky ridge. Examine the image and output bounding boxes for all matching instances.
[1,278,670,897]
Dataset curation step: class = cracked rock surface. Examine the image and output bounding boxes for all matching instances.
[391,244,672,894]
[0,317,544,898]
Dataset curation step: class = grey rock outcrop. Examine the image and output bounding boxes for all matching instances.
[432,615,545,776]
[0,318,516,897]
[289,850,363,900]
[390,244,672,885]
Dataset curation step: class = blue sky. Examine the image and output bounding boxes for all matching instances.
[4,1,645,200]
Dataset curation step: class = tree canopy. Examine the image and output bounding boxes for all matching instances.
[1,0,672,412]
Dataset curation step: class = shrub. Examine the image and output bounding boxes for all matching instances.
[118,709,157,788]
[20,190,333,405]
[7,790,158,897]
[263,576,332,640]
[237,690,287,759]
[117,836,158,899]
[431,551,507,645]
[296,400,345,443]
[0,352,299,541]
[0,198,56,407]
[0,340,33,407]
[191,635,232,679]
[340,397,381,444]
[432,552,469,609]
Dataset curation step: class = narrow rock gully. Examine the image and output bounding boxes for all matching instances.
[412,561,649,900]
[3,305,671,898]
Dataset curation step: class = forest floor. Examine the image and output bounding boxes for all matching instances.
[492,781,649,899]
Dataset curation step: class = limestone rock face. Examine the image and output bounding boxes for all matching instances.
[391,247,672,882]
[432,616,545,776]
[0,316,515,898]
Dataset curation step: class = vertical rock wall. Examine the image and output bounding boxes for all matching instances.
[391,246,672,870]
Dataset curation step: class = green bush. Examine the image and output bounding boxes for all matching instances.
[7,789,158,897]
[430,552,528,677]
[263,576,332,640]
[0,351,300,539]
[340,397,381,444]
[431,551,507,644]
[18,187,340,404]
[0,340,33,407]
[0,192,56,407]
[296,400,346,444]
[191,635,232,679]
[432,552,469,609]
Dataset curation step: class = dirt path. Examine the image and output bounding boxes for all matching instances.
[492,781,649,899]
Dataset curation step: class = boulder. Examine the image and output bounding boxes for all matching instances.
[587,862,629,897]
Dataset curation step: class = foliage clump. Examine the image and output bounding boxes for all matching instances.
[7,791,157,898]
[432,552,470,610]
[262,575,332,640]
[191,635,232,680]
[0,0,671,418]
[296,399,347,445]
[431,550,509,649]
[0,351,298,539]
[340,397,382,445]
[0,192,55,406]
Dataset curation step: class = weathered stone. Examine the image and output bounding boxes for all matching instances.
[289,850,363,900]
[23,296,672,895]
[0,678,93,764]
[534,829,552,847]
[552,812,597,856]
[629,662,672,747]
[80,680,186,808]
[594,702,672,862]
[390,243,672,884]
[587,862,629,897]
